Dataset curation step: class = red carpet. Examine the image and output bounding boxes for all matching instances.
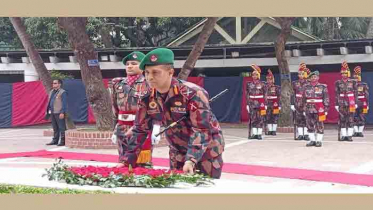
[1,150,373,187]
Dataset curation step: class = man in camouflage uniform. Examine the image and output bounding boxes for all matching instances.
[302,71,330,147]
[335,62,358,141]
[246,64,267,140]
[352,66,369,137]
[265,69,281,136]
[291,63,310,140]
[109,51,153,167]
[121,48,225,179]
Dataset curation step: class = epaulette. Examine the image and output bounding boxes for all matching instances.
[178,80,198,100]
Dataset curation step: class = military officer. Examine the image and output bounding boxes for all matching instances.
[265,69,281,135]
[352,66,369,137]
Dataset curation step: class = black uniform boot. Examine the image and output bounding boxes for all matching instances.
[303,135,310,141]
[306,141,316,147]
[257,135,262,140]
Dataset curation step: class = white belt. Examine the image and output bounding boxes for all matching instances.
[358,96,365,99]
[296,94,302,97]
[249,95,264,99]
[267,96,278,99]
[306,99,323,103]
[340,93,354,97]
[118,114,136,121]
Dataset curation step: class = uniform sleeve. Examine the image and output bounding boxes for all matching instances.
[277,86,281,107]
[323,85,330,112]
[186,90,213,164]
[121,99,152,165]
[366,84,370,107]
[335,81,340,107]
[291,81,295,105]
[354,81,359,105]
[109,80,119,125]
[246,83,251,107]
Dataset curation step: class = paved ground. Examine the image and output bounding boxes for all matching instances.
[1,124,373,193]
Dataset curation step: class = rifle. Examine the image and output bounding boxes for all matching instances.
[293,110,297,140]
[154,89,229,137]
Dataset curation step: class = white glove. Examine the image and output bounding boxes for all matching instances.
[265,105,267,110]
[303,112,306,116]
[335,106,339,112]
[291,105,295,111]
[151,124,161,145]
[325,112,328,115]
[246,105,250,113]
[355,104,358,108]
[111,134,117,144]
[279,107,282,110]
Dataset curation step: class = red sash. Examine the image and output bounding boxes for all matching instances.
[306,98,325,122]
[358,95,368,114]
[250,94,266,116]
[267,96,279,114]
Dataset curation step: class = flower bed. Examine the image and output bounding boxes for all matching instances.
[44,159,213,188]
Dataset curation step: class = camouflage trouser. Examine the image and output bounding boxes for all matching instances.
[250,108,265,128]
[294,109,307,127]
[339,106,355,128]
[306,112,324,134]
[266,108,279,124]
[117,125,152,165]
[116,125,132,162]
[354,107,366,126]
[169,149,223,179]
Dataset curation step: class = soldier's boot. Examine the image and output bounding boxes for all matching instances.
[272,124,277,136]
[267,124,272,136]
[358,126,365,137]
[353,126,359,137]
[296,127,304,140]
[347,128,354,142]
[250,128,258,139]
[315,133,323,147]
[340,128,347,141]
[306,133,316,147]
[257,128,263,140]
[303,128,309,141]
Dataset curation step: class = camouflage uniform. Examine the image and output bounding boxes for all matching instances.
[109,75,152,164]
[291,79,309,139]
[246,80,267,139]
[335,79,358,140]
[353,66,369,137]
[355,81,369,124]
[265,82,281,135]
[121,78,225,179]
[302,78,329,147]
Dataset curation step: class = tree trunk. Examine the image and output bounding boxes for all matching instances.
[9,17,52,92]
[99,25,113,48]
[274,17,296,127]
[366,17,373,38]
[58,17,114,131]
[325,17,337,40]
[177,17,218,80]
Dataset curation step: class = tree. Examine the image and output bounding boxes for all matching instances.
[177,17,218,80]
[366,17,373,38]
[57,17,114,131]
[274,17,297,127]
[9,17,53,92]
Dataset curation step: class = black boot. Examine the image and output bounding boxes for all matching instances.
[353,132,358,137]
[306,141,316,147]
[347,136,353,142]
[272,131,276,136]
[359,132,364,137]
[46,140,58,145]
[315,141,322,147]
[303,135,310,141]
[257,135,262,140]
[296,135,304,140]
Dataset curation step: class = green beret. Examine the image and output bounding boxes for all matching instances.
[122,51,145,64]
[139,48,174,70]
[309,70,320,77]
